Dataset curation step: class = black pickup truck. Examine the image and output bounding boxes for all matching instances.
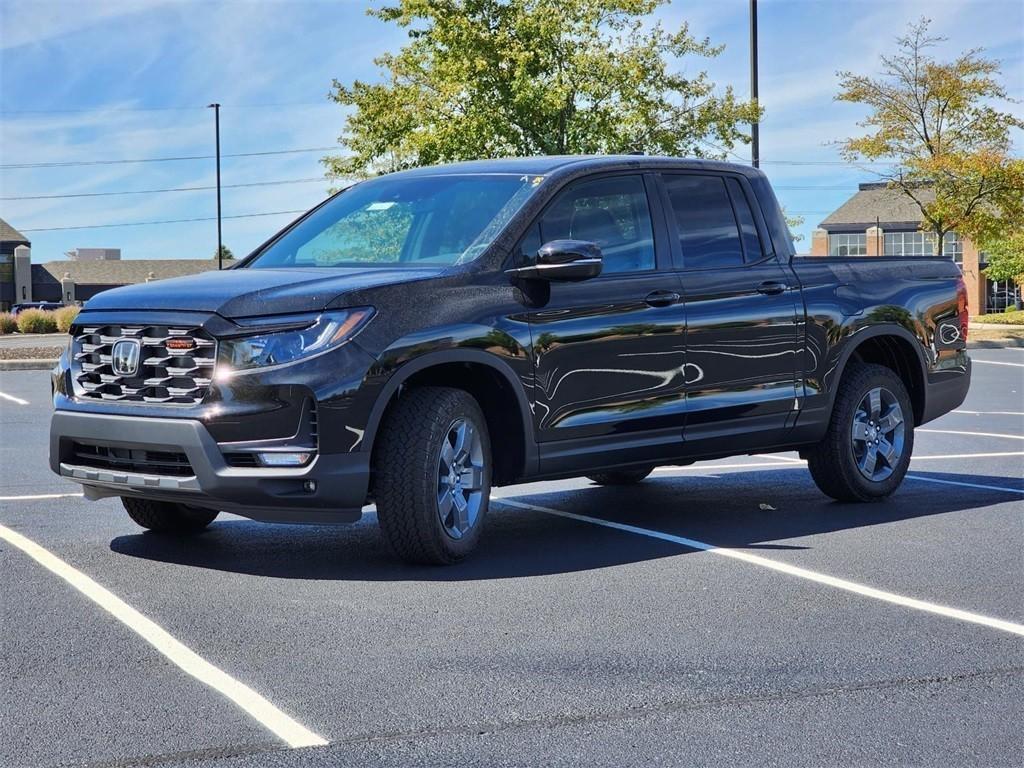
[50,156,971,564]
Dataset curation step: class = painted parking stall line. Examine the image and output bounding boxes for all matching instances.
[904,476,1024,495]
[0,492,83,501]
[970,359,1024,368]
[953,410,1024,416]
[650,456,1024,495]
[761,451,1024,462]
[0,522,328,749]
[917,429,1024,441]
[497,498,1024,637]
[0,390,29,405]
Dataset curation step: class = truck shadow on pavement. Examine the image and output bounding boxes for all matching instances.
[108,468,1020,581]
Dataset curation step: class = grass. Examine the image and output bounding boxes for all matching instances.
[969,327,1024,343]
[971,309,1024,325]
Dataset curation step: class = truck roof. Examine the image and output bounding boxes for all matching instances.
[391,154,764,179]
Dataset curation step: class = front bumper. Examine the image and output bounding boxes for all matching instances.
[50,410,369,524]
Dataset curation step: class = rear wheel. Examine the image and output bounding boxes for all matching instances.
[807,363,914,502]
[374,387,492,565]
[586,466,655,486]
[122,497,218,533]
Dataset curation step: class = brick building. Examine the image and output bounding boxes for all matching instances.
[810,183,1020,314]
[0,216,217,311]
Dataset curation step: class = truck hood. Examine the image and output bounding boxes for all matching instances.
[81,266,446,318]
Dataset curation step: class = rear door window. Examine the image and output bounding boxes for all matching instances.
[662,174,744,270]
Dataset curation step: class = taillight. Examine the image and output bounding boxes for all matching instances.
[956,276,969,340]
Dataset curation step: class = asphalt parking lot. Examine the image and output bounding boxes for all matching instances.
[1,350,1022,768]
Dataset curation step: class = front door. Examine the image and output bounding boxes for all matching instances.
[658,172,801,453]
[520,173,688,474]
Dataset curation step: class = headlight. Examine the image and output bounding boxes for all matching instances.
[219,307,374,373]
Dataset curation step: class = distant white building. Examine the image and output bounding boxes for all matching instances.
[64,248,121,261]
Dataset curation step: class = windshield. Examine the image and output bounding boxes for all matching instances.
[247,173,542,269]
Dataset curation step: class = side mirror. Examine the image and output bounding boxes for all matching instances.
[505,240,603,282]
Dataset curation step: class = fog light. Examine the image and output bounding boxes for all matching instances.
[257,452,312,467]
[303,480,317,493]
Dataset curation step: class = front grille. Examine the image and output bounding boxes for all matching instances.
[72,324,216,404]
[71,441,195,477]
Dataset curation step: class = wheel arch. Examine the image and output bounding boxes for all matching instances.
[832,325,928,426]
[364,349,537,485]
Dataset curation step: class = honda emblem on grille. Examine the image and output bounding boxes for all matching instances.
[111,339,141,377]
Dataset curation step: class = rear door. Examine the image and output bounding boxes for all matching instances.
[658,172,801,452]
[520,173,688,473]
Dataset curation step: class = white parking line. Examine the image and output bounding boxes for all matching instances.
[909,451,1024,460]
[918,428,1024,441]
[971,359,1024,368]
[649,460,1024,495]
[761,450,1024,462]
[0,390,29,405]
[904,476,1024,495]
[0,523,327,749]
[953,410,1024,416]
[497,498,1024,637]
[0,492,83,501]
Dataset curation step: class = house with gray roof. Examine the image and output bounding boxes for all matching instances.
[810,183,1018,314]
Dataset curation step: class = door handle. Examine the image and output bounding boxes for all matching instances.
[756,281,788,295]
[644,290,681,307]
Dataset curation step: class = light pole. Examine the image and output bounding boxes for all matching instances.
[750,0,759,169]
[207,103,223,269]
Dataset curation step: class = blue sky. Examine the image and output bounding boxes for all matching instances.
[1,0,1021,260]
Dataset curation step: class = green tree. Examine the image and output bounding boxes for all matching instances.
[214,245,235,261]
[325,0,761,179]
[782,207,804,243]
[836,18,1024,254]
[981,230,1024,286]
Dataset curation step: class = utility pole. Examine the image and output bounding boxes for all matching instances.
[207,103,223,270]
[750,0,759,169]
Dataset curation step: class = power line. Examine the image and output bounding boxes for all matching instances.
[2,178,858,202]
[774,185,860,191]
[20,209,308,233]
[1,146,337,170]
[2,177,325,201]
[1,101,330,115]
[760,159,896,166]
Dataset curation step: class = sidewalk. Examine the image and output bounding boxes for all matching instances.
[0,332,67,349]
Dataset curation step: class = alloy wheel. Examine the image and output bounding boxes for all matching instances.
[851,386,905,482]
[436,418,485,539]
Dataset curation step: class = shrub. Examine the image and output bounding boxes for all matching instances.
[54,304,81,333]
[15,308,58,334]
[0,312,17,334]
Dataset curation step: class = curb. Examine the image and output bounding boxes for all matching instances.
[0,359,58,371]
[968,339,1024,349]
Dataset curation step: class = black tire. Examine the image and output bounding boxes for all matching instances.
[807,363,915,502]
[122,497,218,533]
[586,466,655,486]
[374,387,492,565]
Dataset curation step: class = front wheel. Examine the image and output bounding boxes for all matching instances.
[374,387,492,565]
[807,363,914,502]
[122,497,218,533]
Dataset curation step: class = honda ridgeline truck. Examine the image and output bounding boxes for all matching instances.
[50,156,971,564]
